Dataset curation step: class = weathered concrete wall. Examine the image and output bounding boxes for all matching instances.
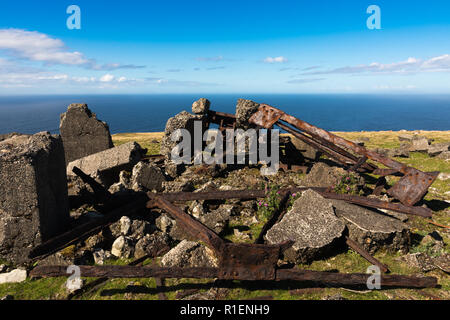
[60,103,113,165]
[0,132,70,265]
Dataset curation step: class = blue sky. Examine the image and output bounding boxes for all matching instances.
[0,0,450,94]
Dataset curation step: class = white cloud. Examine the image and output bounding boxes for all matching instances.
[264,56,288,63]
[0,28,145,70]
[302,55,450,75]
[100,74,115,82]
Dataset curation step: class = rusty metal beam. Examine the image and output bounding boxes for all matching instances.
[154,188,432,218]
[345,236,390,273]
[30,265,437,289]
[249,104,439,206]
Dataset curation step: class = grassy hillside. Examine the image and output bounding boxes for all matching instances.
[1,130,448,300]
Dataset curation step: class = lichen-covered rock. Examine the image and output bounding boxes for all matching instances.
[160,240,218,268]
[0,132,70,264]
[134,232,171,259]
[111,236,134,258]
[235,99,260,130]
[437,151,450,160]
[331,199,410,254]
[60,103,113,164]
[192,98,210,115]
[160,111,205,159]
[265,190,346,264]
[428,143,450,157]
[302,161,364,188]
[408,136,430,152]
[130,161,166,192]
[198,206,232,234]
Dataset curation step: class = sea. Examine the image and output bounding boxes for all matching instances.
[0,94,449,135]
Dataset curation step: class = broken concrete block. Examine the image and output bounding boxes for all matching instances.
[111,235,134,259]
[0,132,70,264]
[134,232,171,259]
[192,98,210,115]
[428,143,450,157]
[437,151,450,160]
[161,240,218,268]
[130,161,166,192]
[66,141,144,188]
[302,161,364,189]
[398,134,413,142]
[0,269,27,284]
[60,103,113,164]
[408,137,430,152]
[265,190,345,264]
[331,200,410,254]
[235,99,260,130]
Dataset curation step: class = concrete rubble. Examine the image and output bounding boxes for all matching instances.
[67,141,145,188]
[265,190,346,264]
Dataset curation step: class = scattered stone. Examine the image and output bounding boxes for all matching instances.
[408,136,430,152]
[0,269,27,284]
[1,295,14,300]
[60,103,113,164]
[322,293,347,300]
[93,249,111,265]
[398,253,436,272]
[111,236,134,259]
[433,254,450,273]
[130,161,166,192]
[398,134,413,142]
[134,232,171,259]
[120,216,132,236]
[161,240,218,268]
[437,172,450,181]
[235,99,260,130]
[265,190,346,264]
[302,161,364,188]
[162,180,195,193]
[0,132,23,142]
[199,206,232,234]
[192,98,210,115]
[233,228,251,240]
[331,200,410,254]
[66,141,145,188]
[428,143,450,157]
[437,151,450,160]
[0,264,6,273]
[0,132,70,264]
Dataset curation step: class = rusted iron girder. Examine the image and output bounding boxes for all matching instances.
[249,104,440,206]
[147,193,293,280]
[30,265,437,288]
[156,188,432,218]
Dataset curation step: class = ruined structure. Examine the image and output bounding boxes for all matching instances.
[0,132,70,264]
[60,103,114,165]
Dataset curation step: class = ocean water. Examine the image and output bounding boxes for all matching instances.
[0,94,449,135]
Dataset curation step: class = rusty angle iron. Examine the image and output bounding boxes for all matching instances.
[147,192,293,281]
[249,104,439,206]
